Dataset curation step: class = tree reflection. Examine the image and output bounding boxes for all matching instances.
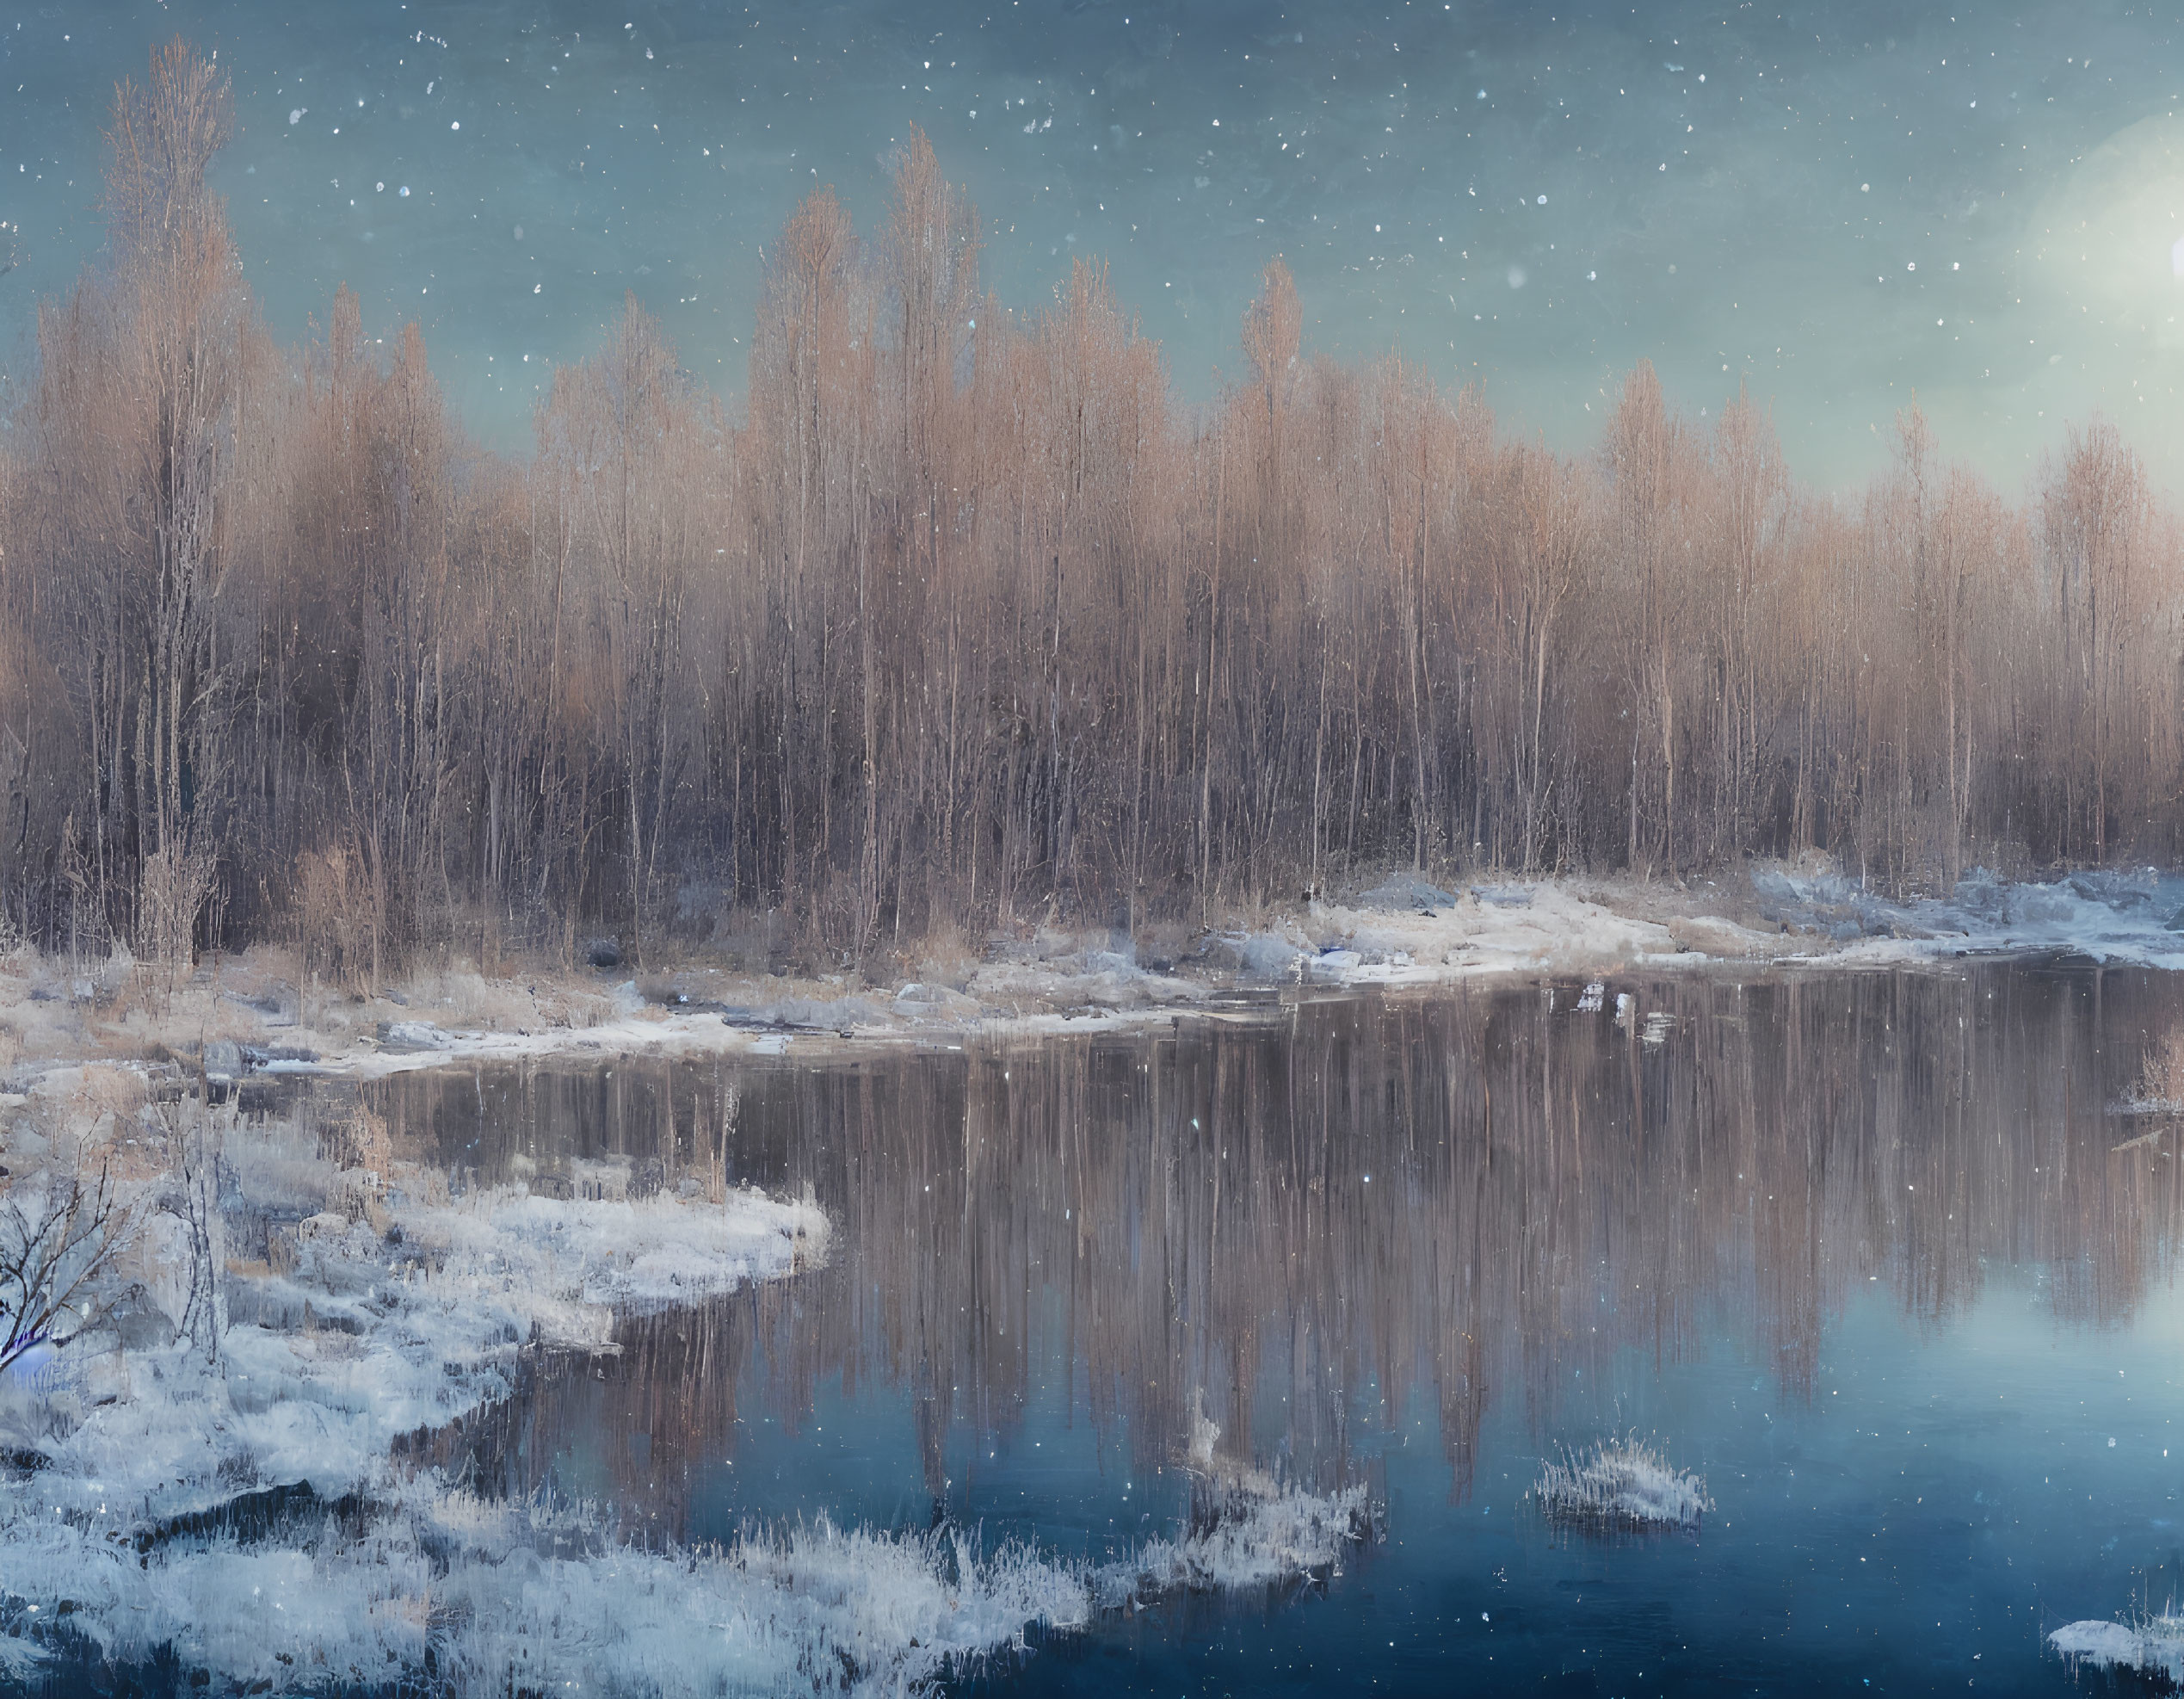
[386,965,2184,1534]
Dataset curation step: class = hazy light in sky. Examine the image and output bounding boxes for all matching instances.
[1,0,2181,491]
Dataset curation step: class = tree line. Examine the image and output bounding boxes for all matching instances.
[2,40,2178,976]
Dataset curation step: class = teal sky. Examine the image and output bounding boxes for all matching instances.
[5,0,2184,493]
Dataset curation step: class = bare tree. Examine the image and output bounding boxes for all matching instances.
[1,1163,129,1375]
[7,66,2184,970]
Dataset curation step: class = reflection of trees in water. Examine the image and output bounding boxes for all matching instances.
[383,967,2184,1532]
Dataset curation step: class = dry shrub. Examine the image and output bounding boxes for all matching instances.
[2134,1029,2184,1111]
[136,843,216,994]
[322,1103,393,1230]
[293,843,386,997]
[911,910,979,992]
[322,1103,392,1176]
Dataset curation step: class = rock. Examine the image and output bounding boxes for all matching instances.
[1356,876,1459,912]
[379,1020,453,1052]
[293,1211,352,1244]
[1308,948,1364,980]
[1206,932,1305,979]
[584,936,624,969]
[202,1039,244,1082]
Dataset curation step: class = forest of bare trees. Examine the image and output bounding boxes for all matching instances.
[3,41,2181,974]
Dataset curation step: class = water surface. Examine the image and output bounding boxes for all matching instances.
[373,963,2184,1694]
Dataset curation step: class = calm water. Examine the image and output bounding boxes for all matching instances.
[370,964,2184,1695]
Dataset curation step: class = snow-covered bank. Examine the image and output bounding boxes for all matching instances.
[1,1076,827,1650]
[0,1495,1092,1696]
[5,862,2184,1090]
[1,1462,1379,1694]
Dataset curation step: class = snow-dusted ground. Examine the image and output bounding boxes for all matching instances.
[1533,1437,1713,1532]
[7,861,2182,1093]
[4,1141,825,1518]
[1755,864,2184,969]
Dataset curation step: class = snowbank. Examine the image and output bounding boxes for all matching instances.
[1533,1436,1712,1532]
[1294,880,1788,989]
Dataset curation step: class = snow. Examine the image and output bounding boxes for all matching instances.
[0,1057,1379,1695]
[1102,1480,1376,1601]
[9,861,2184,1106]
[1758,864,2184,968]
[1289,862,2184,995]
[1298,880,1755,986]
[4,1153,825,1526]
[3,1443,1377,1693]
[0,1493,1091,1695]
[1534,1437,1712,1531]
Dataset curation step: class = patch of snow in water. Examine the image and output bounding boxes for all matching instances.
[1534,1436,1712,1531]
[1099,1480,1377,1600]
[2051,1613,2184,1681]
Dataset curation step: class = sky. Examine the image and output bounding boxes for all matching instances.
[3,0,2183,494]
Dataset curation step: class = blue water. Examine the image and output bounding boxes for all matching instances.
[389,962,2184,1694]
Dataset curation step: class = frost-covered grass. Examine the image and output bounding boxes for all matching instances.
[10,862,2184,1089]
[1533,1436,1712,1533]
[0,1493,1090,1696]
[2,1171,828,1526]
[2051,1609,2184,1684]
[1096,1477,1379,1605]
[0,1467,1379,1695]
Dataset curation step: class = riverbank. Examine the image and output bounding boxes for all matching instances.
[3,860,2181,1088]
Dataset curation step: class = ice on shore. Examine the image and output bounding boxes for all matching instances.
[1534,1436,1712,1531]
